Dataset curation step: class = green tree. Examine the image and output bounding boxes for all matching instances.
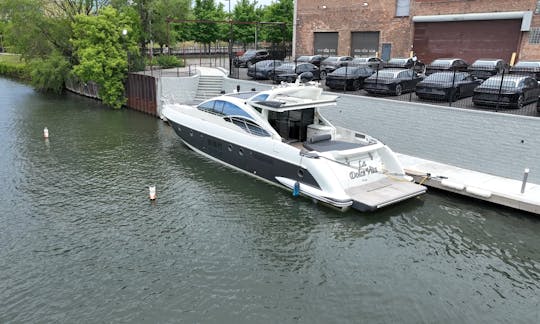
[192,0,222,54]
[0,0,112,60]
[71,6,138,108]
[29,51,71,93]
[261,0,292,44]
[232,0,258,49]
[150,0,190,49]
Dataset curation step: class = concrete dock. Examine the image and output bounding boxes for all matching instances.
[398,154,540,214]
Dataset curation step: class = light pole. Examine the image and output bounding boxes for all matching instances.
[122,29,129,72]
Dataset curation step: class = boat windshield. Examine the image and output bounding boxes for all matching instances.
[198,100,252,118]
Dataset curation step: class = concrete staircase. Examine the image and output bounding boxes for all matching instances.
[195,75,224,101]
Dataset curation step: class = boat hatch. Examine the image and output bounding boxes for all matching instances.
[345,177,426,211]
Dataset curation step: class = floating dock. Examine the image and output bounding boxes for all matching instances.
[398,154,540,214]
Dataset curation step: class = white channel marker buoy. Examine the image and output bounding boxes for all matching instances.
[149,185,157,200]
[43,127,49,138]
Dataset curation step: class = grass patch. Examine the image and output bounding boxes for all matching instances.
[0,54,30,80]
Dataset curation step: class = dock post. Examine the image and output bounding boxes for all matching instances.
[521,168,529,194]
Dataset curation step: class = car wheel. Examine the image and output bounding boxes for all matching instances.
[320,71,327,80]
[267,72,274,81]
[352,80,361,91]
[395,84,403,96]
[517,94,524,109]
[451,89,460,102]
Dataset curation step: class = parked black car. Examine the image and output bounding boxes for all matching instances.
[272,62,322,83]
[325,66,374,91]
[350,57,383,69]
[537,95,540,113]
[468,58,507,80]
[416,71,482,102]
[320,56,353,76]
[509,61,540,81]
[472,75,540,109]
[385,57,426,74]
[363,68,422,96]
[233,49,272,67]
[247,60,283,80]
[295,55,325,67]
[425,58,469,75]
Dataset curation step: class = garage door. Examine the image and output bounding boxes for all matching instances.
[413,20,521,64]
[314,32,338,56]
[351,32,379,57]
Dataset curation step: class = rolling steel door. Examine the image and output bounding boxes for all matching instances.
[314,32,338,56]
[413,20,521,64]
[351,31,380,57]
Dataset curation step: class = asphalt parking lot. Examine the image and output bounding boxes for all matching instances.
[234,67,540,117]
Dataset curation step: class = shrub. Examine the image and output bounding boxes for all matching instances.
[155,55,184,69]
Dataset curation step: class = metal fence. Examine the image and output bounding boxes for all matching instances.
[235,61,540,118]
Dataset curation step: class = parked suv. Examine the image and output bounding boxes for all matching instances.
[233,49,282,68]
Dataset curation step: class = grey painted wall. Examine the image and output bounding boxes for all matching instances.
[222,78,540,183]
[321,94,540,183]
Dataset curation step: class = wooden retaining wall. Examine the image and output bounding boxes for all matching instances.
[126,73,157,116]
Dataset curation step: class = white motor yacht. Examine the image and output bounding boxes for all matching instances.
[162,77,426,212]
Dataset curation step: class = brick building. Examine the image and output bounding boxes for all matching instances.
[294,0,540,64]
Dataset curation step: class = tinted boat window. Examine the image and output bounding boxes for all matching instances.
[198,100,215,111]
[222,101,251,118]
[251,94,269,102]
[213,100,225,114]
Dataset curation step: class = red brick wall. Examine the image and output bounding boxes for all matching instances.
[296,0,540,60]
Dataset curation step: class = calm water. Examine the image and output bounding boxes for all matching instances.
[0,77,539,323]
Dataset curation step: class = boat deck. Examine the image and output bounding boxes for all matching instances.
[345,177,427,211]
[398,154,540,214]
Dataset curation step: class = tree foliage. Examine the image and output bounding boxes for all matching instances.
[150,0,191,47]
[29,51,71,93]
[261,0,292,44]
[232,0,259,48]
[191,0,222,51]
[71,6,138,108]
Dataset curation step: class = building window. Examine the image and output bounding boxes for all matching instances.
[530,28,540,44]
[396,0,410,17]
[537,1,540,14]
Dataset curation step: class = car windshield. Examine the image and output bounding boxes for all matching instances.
[482,78,518,88]
[472,60,497,67]
[332,67,360,75]
[388,59,407,65]
[353,58,368,63]
[513,62,540,68]
[296,56,309,62]
[430,59,453,67]
[424,72,463,82]
[279,63,295,70]
[254,60,278,67]
[323,57,339,63]
[242,50,257,57]
[373,71,397,78]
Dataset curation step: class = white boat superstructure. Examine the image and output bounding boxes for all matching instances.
[162,78,426,211]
